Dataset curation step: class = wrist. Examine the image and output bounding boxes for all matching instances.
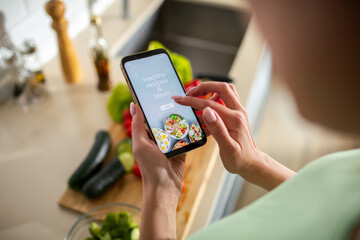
[141,183,179,240]
[143,183,180,208]
[142,173,182,199]
[240,151,296,191]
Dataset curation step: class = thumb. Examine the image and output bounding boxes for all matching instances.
[130,102,150,146]
[202,107,236,152]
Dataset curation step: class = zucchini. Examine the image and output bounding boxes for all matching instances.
[82,156,126,199]
[116,138,134,173]
[68,130,111,190]
[118,152,135,173]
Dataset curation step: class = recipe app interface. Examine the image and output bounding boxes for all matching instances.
[124,53,204,153]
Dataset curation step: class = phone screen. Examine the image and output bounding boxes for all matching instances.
[121,49,206,157]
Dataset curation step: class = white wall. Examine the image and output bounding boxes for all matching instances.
[0,0,115,64]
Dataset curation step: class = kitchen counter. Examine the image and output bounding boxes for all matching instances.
[0,0,265,239]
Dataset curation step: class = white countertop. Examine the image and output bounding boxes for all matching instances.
[0,0,265,239]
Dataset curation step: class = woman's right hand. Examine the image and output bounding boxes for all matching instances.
[172,82,295,190]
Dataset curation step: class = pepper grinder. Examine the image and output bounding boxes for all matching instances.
[45,0,82,83]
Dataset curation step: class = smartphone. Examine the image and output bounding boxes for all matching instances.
[120,48,207,158]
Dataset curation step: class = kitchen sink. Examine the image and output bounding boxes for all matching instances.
[115,0,250,76]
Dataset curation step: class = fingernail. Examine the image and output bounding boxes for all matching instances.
[171,95,183,100]
[130,102,136,116]
[203,107,217,123]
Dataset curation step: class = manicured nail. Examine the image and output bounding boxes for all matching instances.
[171,95,183,100]
[203,107,217,123]
[130,102,136,116]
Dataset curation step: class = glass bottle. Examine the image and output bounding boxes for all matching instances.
[21,39,46,99]
[89,15,111,91]
[0,12,29,108]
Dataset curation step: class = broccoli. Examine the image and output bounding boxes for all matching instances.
[85,211,139,240]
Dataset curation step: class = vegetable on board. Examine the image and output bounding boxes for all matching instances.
[68,130,111,190]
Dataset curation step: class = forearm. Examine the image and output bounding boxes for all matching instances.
[240,152,296,191]
[140,183,179,240]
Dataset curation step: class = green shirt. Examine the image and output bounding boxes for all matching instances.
[188,149,360,240]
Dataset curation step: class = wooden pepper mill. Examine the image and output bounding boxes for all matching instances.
[45,0,82,83]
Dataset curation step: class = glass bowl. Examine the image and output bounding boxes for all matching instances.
[65,203,141,240]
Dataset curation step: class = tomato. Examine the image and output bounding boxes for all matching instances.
[185,85,192,92]
[192,79,202,87]
[122,109,132,120]
[185,85,193,92]
[184,80,195,89]
[181,128,185,133]
[126,127,132,138]
[185,79,202,92]
[132,164,141,178]
[217,98,225,106]
[196,110,203,116]
[124,118,132,129]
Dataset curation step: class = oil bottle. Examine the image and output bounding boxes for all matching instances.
[89,15,111,91]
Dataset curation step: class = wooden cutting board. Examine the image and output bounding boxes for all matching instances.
[59,123,218,240]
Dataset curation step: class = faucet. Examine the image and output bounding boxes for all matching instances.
[88,0,95,16]
[122,0,129,19]
[88,0,129,19]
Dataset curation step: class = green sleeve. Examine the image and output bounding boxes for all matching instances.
[187,149,360,240]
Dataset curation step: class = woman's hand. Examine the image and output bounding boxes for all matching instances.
[131,102,185,195]
[130,102,184,240]
[172,82,295,190]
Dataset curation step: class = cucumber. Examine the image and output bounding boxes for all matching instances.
[68,130,111,190]
[116,138,132,155]
[119,152,135,173]
[82,156,126,199]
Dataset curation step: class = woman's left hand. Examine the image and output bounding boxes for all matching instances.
[130,102,184,239]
